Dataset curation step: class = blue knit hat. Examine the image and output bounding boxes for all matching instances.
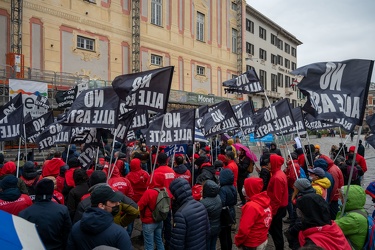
[313,159,328,171]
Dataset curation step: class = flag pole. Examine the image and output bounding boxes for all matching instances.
[95,146,100,168]
[192,143,196,186]
[333,134,350,163]
[23,123,28,162]
[16,137,22,177]
[106,129,117,182]
[340,126,362,218]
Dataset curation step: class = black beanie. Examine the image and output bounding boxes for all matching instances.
[22,161,36,173]
[89,170,107,187]
[35,178,54,196]
[68,157,81,169]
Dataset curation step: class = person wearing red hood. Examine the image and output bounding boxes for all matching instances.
[108,165,134,199]
[148,153,176,198]
[0,175,32,215]
[267,154,288,250]
[224,151,238,187]
[126,158,150,203]
[347,146,367,173]
[42,151,66,178]
[0,161,28,194]
[235,177,272,250]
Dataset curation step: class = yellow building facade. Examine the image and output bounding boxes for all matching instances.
[0,0,244,100]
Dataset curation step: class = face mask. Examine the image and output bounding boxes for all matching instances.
[111,205,120,216]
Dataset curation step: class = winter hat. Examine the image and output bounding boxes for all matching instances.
[91,185,122,207]
[35,178,54,196]
[213,160,224,169]
[290,152,298,160]
[313,159,328,171]
[0,175,18,190]
[217,154,227,163]
[334,155,346,166]
[68,157,81,169]
[308,167,326,178]
[22,161,36,173]
[315,145,320,150]
[195,156,208,167]
[349,146,356,152]
[294,178,312,191]
[89,170,107,187]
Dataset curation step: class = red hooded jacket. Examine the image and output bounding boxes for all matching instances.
[224,159,238,187]
[42,158,65,177]
[108,166,134,199]
[235,178,272,248]
[0,194,33,215]
[299,221,351,250]
[126,159,150,203]
[319,154,344,202]
[1,162,16,176]
[267,154,288,216]
[285,160,300,189]
[348,146,367,173]
[148,165,176,198]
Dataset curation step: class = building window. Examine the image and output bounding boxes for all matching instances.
[285,59,290,69]
[271,34,277,45]
[197,65,205,75]
[77,36,95,51]
[151,54,163,66]
[231,1,237,11]
[277,55,283,66]
[246,19,254,33]
[271,54,277,64]
[277,73,283,87]
[292,62,297,70]
[151,0,162,26]
[232,28,238,53]
[259,48,267,61]
[259,70,267,90]
[196,12,205,41]
[285,43,290,54]
[246,65,254,71]
[259,27,266,40]
[271,74,277,92]
[246,42,254,55]
[277,39,283,50]
[285,75,291,87]
[291,47,297,57]
[292,100,297,108]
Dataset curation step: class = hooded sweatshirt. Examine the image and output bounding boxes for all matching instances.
[235,178,272,248]
[126,158,149,202]
[319,154,344,202]
[200,180,222,236]
[108,166,134,199]
[335,185,368,250]
[267,154,288,216]
[311,177,331,200]
[67,207,131,250]
[173,163,192,184]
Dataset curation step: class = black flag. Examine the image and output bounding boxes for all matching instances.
[34,95,50,109]
[78,144,96,169]
[202,100,240,137]
[0,92,22,121]
[60,87,120,128]
[55,87,77,109]
[36,122,65,150]
[365,134,375,149]
[232,101,255,135]
[366,115,375,134]
[195,105,208,129]
[254,99,295,138]
[304,113,336,131]
[109,109,137,143]
[112,66,174,113]
[223,69,263,94]
[291,59,374,132]
[276,107,306,136]
[144,109,195,146]
[25,111,54,143]
[0,105,23,141]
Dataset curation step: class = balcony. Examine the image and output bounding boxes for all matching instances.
[255,89,280,99]
[285,87,294,95]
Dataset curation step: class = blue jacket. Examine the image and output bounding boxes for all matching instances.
[219,169,237,222]
[170,178,210,250]
[200,180,222,236]
[19,200,71,250]
[66,207,132,250]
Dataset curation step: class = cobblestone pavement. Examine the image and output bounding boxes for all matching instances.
[130,134,375,249]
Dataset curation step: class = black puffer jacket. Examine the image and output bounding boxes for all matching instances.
[218,169,237,222]
[200,180,222,236]
[196,162,217,184]
[170,178,210,250]
[173,163,188,175]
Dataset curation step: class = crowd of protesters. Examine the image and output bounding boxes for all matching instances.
[0,134,374,250]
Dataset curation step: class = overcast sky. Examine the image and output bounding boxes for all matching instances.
[246,0,375,82]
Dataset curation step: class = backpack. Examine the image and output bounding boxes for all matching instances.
[346,165,359,182]
[350,210,375,250]
[152,188,171,222]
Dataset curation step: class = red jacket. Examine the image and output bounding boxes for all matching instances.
[297,154,305,170]
[52,190,65,205]
[56,176,65,193]
[319,155,344,202]
[224,160,238,187]
[148,165,176,198]
[235,178,272,248]
[0,194,33,215]
[174,170,192,185]
[285,160,300,189]
[64,167,80,188]
[299,221,351,250]
[42,158,65,177]
[126,158,150,202]
[348,146,367,173]
[267,154,288,216]
[1,162,16,175]
[108,167,134,199]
